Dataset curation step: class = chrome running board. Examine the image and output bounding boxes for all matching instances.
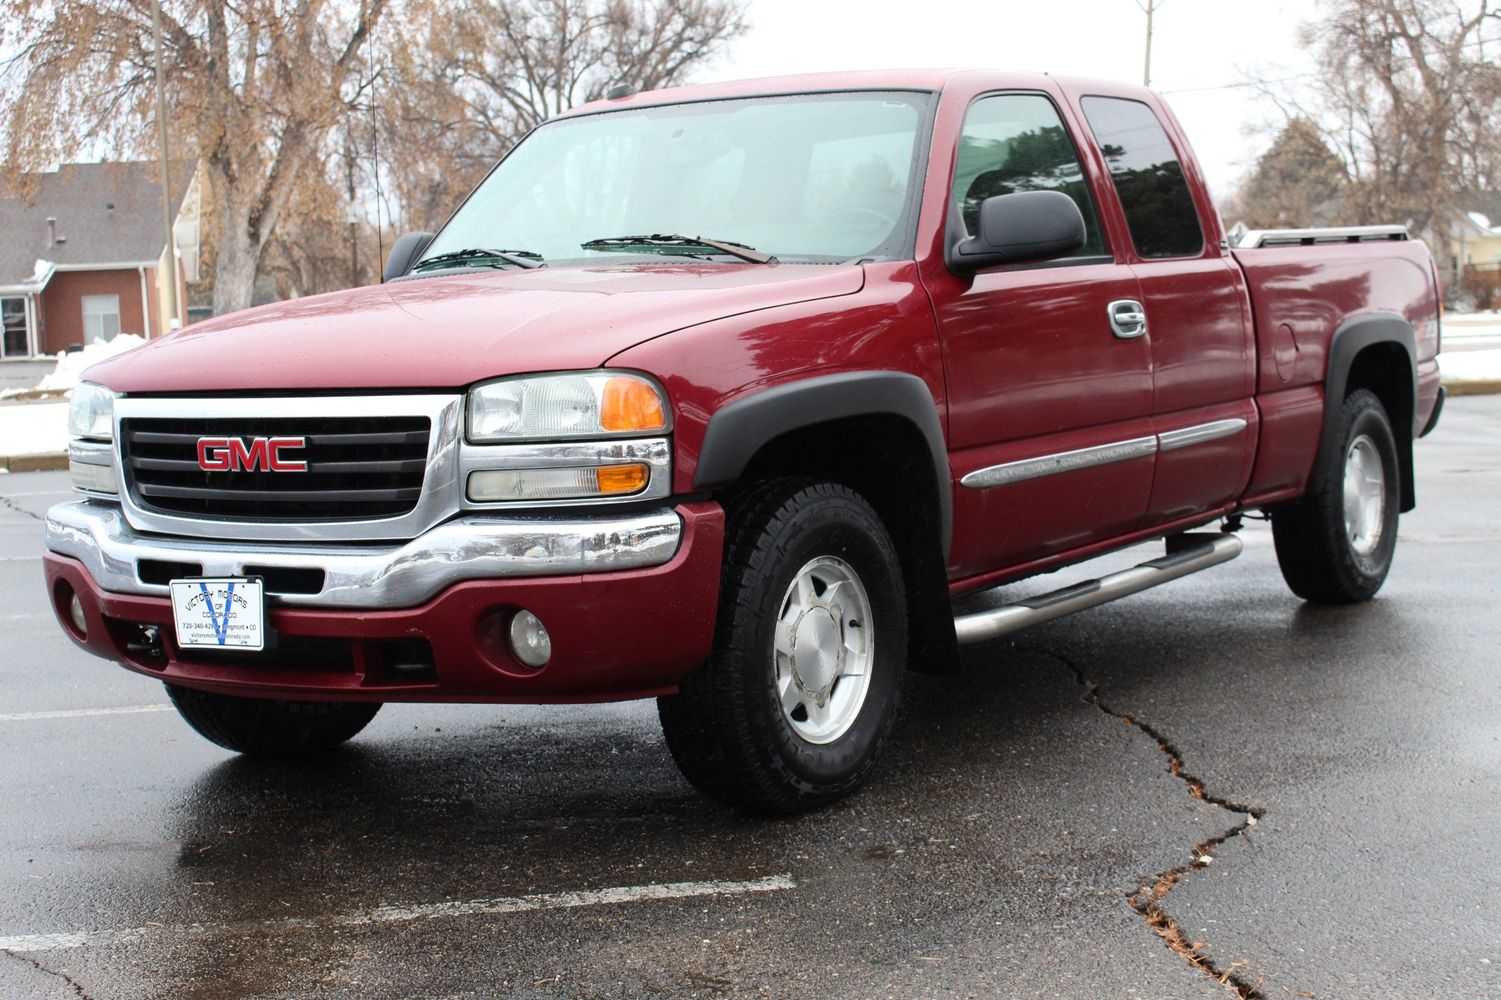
[953,533,1243,646]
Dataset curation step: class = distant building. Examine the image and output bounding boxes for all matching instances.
[1454,194,1501,309]
[1454,194,1501,270]
[0,161,201,360]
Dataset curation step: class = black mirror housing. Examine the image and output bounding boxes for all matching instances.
[384,231,436,282]
[949,191,1087,273]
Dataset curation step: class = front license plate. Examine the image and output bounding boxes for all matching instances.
[169,577,266,651]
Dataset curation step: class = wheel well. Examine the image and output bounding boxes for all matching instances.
[1345,342,1416,511]
[730,414,958,674]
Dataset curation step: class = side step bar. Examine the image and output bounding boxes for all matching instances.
[953,533,1243,646]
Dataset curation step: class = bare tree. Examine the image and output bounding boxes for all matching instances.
[372,0,747,233]
[1256,0,1501,275]
[2,0,744,308]
[0,0,388,314]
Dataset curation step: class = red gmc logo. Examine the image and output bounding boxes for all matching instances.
[196,437,308,473]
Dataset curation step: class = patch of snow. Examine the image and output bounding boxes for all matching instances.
[1444,313,1500,322]
[1440,349,1501,383]
[35,334,146,393]
[0,402,69,464]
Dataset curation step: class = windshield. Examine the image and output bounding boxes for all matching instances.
[421,91,933,266]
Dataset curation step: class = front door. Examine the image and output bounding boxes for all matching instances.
[927,92,1156,582]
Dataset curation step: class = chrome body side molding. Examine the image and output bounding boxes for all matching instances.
[1157,418,1247,452]
[959,437,1157,489]
[960,418,1249,489]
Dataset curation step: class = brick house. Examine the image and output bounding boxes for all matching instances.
[0,161,201,361]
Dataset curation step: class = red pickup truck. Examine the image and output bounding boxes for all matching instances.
[45,70,1443,813]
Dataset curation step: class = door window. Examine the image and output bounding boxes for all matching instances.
[1,298,26,357]
[951,93,1107,257]
[1079,97,1204,259]
[82,294,121,343]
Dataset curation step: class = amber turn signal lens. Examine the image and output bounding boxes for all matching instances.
[600,376,666,432]
[596,463,650,495]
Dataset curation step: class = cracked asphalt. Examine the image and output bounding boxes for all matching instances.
[2,397,1499,999]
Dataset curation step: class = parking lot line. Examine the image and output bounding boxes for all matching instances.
[0,874,797,953]
[0,705,173,723]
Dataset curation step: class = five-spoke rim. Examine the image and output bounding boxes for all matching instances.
[773,556,874,745]
[1343,434,1385,557]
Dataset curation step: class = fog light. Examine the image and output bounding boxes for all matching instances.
[68,592,87,638]
[508,610,552,668]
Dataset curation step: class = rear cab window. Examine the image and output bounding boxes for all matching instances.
[951,93,1108,261]
[1078,96,1204,259]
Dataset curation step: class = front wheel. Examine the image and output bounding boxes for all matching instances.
[1272,389,1401,604]
[165,684,382,757]
[658,481,907,814]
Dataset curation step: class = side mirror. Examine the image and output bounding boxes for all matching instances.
[950,191,1086,273]
[384,231,435,282]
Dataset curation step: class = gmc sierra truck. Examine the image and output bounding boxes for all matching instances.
[45,71,1444,813]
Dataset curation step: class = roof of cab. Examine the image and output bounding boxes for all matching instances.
[557,69,1162,120]
[559,69,969,118]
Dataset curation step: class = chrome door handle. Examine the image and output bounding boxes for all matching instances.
[1109,300,1148,339]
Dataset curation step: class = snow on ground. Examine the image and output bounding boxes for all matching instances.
[1439,349,1501,383]
[35,334,146,392]
[0,335,145,463]
[1444,312,1501,341]
[0,402,68,466]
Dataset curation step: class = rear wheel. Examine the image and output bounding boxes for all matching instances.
[657,480,906,814]
[1272,389,1401,604]
[165,684,381,757]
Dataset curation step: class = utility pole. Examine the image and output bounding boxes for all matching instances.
[345,138,360,287]
[150,0,179,332]
[1137,0,1165,87]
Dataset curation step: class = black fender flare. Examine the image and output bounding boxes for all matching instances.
[694,371,953,558]
[1320,314,1417,511]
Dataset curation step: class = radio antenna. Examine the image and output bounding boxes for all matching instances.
[364,12,385,280]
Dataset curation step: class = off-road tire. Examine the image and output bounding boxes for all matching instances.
[165,684,382,757]
[657,480,907,814]
[1272,389,1401,604]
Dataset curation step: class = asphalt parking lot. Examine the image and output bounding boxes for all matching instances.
[2,398,1498,1000]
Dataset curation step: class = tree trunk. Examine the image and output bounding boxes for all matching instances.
[212,218,261,316]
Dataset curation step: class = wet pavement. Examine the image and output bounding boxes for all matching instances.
[2,398,1499,999]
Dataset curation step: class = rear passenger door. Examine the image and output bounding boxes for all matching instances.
[1077,96,1257,524]
[929,92,1155,581]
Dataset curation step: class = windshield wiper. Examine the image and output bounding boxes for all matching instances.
[580,234,776,264]
[412,247,544,272]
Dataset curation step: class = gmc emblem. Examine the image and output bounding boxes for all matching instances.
[196,436,308,473]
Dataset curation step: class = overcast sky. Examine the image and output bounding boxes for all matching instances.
[698,0,1321,202]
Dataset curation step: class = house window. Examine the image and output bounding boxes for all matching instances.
[1,298,27,358]
[82,294,121,344]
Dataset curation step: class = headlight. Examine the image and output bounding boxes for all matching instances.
[67,382,117,441]
[467,372,669,442]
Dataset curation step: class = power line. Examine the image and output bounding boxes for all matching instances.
[1159,75,1317,96]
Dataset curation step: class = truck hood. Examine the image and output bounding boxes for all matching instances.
[87,263,865,393]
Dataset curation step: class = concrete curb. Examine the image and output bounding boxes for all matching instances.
[0,452,68,473]
[1443,379,1501,397]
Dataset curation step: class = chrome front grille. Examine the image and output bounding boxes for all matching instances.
[121,415,431,521]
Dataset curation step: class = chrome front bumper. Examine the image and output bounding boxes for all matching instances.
[44,500,683,609]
